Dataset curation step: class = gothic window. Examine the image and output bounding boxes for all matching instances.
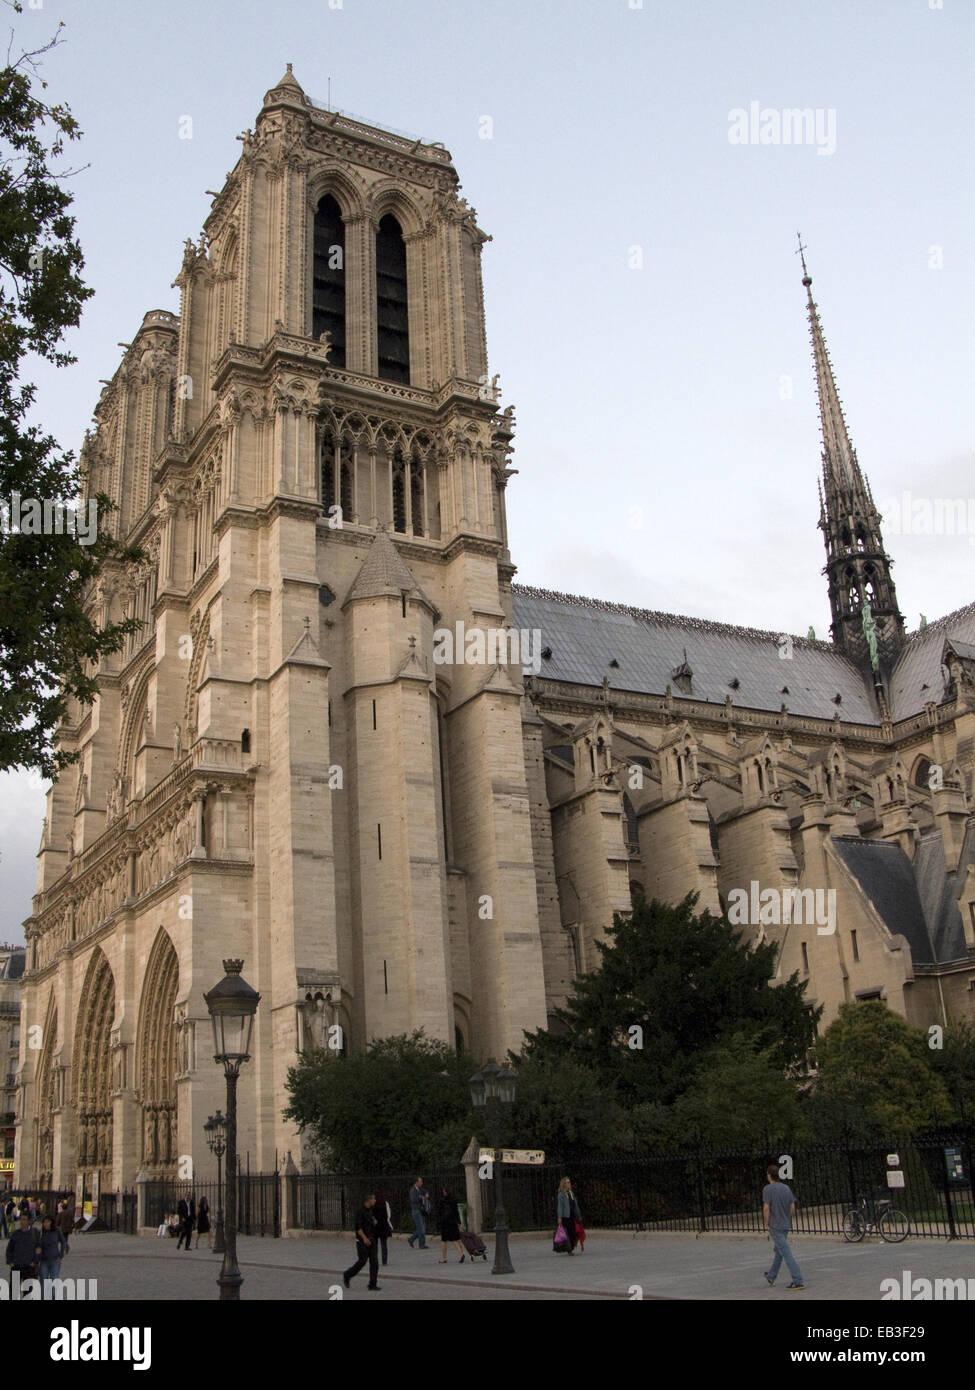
[313,196,346,368]
[410,456,424,537]
[913,757,932,789]
[392,456,406,533]
[376,214,409,383]
[622,793,639,848]
[340,458,353,519]
[320,433,336,512]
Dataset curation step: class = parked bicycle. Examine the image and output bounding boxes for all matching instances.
[842,1194,910,1243]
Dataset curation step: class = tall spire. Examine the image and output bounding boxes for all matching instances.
[799,238,905,688]
[799,234,860,495]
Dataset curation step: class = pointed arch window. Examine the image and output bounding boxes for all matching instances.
[376,214,409,383]
[313,196,346,368]
[392,455,406,533]
[320,432,336,513]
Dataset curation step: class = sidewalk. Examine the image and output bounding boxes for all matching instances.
[5,1229,971,1300]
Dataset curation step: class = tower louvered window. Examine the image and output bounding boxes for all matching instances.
[376,215,409,382]
[313,196,346,368]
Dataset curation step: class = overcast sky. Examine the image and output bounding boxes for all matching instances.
[1,0,972,944]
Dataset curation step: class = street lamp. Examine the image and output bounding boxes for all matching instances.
[470,1057,518,1275]
[203,1112,227,1255]
[203,959,260,1301]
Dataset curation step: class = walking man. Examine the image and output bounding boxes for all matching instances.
[343,1194,381,1291]
[762,1162,804,1289]
[407,1176,429,1249]
[5,1211,38,1284]
[176,1194,195,1251]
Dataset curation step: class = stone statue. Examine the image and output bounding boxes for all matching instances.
[861,600,879,670]
[173,723,182,761]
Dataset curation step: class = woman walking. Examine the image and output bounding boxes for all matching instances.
[438,1187,466,1264]
[556,1177,582,1255]
[37,1215,67,1296]
[195,1195,212,1250]
[373,1189,393,1266]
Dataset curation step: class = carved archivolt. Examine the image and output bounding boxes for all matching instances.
[35,994,58,1185]
[136,930,179,1171]
[72,948,116,1176]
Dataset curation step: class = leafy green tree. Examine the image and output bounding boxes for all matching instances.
[284,1031,476,1172]
[808,1000,953,1139]
[927,1020,975,1127]
[523,894,819,1110]
[0,10,137,776]
[500,1051,628,1158]
[665,1033,808,1149]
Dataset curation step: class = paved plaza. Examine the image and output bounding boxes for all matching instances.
[4,1230,973,1301]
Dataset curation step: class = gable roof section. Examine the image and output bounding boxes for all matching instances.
[511,585,878,722]
[889,600,975,721]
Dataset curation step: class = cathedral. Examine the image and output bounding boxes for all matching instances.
[15,68,975,1195]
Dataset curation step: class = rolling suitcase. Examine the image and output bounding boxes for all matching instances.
[461,1230,488,1260]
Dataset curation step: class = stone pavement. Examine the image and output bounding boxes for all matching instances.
[4,1229,973,1300]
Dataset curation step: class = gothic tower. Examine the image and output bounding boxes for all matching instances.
[17,66,550,1192]
[802,249,906,693]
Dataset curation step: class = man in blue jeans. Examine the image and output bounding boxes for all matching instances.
[407,1176,429,1249]
[762,1162,804,1289]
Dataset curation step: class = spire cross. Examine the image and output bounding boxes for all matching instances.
[796,232,810,282]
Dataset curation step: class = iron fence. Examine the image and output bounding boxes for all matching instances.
[143,1168,280,1237]
[477,1132,975,1238]
[287,1168,466,1232]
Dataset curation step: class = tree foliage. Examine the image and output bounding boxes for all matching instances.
[283,1031,477,1172]
[0,11,138,775]
[522,894,819,1112]
[807,1000,953,1139]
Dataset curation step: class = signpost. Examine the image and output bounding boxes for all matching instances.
[479,1148,545,1166]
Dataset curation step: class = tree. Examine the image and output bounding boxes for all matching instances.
[665,1033,808,1149]
[808,1000,953,1139]
[522,894,819,1111]
[501,1051,629,1158]
[283,1031,476,1172]
[0,10,138,776]
[927,1020,975,1127]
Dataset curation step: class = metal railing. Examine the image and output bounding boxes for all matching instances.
[477,1133,975,1239]
[287,1168,465,1233]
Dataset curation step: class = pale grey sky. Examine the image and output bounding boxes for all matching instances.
[1,0,972,943]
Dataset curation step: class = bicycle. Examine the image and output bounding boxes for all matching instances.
[842,1194,910,1243]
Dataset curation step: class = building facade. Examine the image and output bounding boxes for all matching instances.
[14,70,975,1194]
[1,944,25,1187]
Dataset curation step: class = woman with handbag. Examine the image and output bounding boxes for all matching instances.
[556,1177,582,1255]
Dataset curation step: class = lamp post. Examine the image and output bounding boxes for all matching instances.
[470,1057,517,1275]
[203,1112,227,1255]
[203,959,260,1301]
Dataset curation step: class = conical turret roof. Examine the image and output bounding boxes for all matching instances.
[344,529,433,608]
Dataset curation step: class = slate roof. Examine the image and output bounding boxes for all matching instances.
[512,586,879,722]
[830,837,937,965]
[512,586,975,726]
[889,600,975,721]
[913,833,969,963]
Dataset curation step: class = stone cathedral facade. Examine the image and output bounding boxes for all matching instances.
[15,69,975,1195]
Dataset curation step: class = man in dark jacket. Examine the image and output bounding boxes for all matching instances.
[176,1196,195,1251]
[343,1194,381,1291]
[5,1212,39,1278]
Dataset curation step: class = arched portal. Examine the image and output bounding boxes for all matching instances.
[34,995,58,1188]
[73,948,116,1186]
[136,930,179,1174]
